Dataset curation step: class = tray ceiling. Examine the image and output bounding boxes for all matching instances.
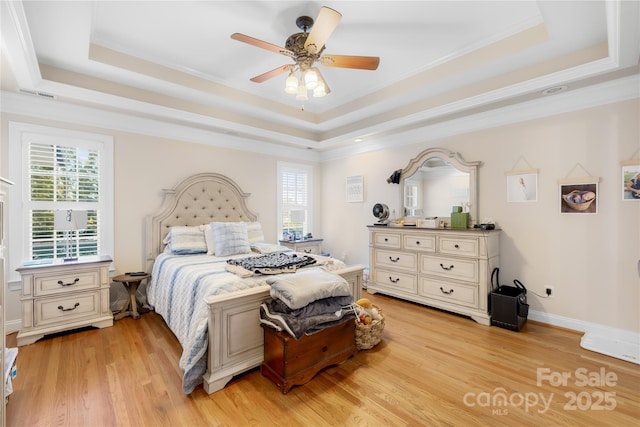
[1,1,638,154]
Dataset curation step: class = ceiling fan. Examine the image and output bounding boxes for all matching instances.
[231,6,380,100]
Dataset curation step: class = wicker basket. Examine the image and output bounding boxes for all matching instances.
[355,304,385,350]
[562,190,596,211]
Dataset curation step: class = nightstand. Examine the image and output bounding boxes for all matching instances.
[16,255,113,346]
[278,238,323,254]
[112,273,150,320]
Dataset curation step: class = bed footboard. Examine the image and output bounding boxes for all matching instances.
[202,265,364,394]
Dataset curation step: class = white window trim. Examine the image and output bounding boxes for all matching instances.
[277,161,313,240]
[8,122,114,285]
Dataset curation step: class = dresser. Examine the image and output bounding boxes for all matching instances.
[16,256,113,346]
[278,238,323,254]
[368,226,500,325]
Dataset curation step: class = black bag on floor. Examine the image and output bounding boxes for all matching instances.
[489,268,529,331]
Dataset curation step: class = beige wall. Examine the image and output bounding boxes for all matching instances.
[0,112,320,324]
[321,99,640,332]
[2,99,639,333]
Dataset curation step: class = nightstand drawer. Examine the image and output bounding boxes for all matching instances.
[35,269,100,296]
[34,291,100,327]
[279,239,323,254]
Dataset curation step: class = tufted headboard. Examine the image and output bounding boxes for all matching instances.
[145,173,258,268]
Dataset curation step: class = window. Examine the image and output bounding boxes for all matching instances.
[277,162,312,240]
[9,123,113,266]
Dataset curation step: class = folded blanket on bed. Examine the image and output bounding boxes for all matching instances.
[226,251,317,276]
[267,268,352,310]
[260,297,355,339]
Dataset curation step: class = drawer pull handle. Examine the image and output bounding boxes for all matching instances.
[440,287,454,295]
[384,238,388,242]
[389,276,400,283]
[415,241,420,245]
[454,244,459,249]
[58,278,80,287]
[304,249,312,253]
[58,302,80,312]
[389,256,400,262]
[440,263,454,271]
[322,346,328,353]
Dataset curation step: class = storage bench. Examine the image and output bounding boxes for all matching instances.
[261,319,357,393]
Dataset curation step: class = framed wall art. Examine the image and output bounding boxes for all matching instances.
[558,180,599,214]
[621,161,640,201]
[506,169,538,202]
[346,175,364,203]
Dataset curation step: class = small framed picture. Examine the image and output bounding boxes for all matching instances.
[346,175,364,203]
[506,171,538,202]
[560,182,598,214]
[622,164,640,201]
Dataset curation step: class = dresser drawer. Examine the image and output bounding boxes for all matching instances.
[420,254,478,283]
[373,268,418,293]
[372,232,402,249]
[374,249,417,272]
[34,269,101,297]
[403,234,436,252]
[439,236,479,257]
[34,291,101,327]
[419,278,478,308]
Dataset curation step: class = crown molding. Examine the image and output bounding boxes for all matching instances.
[2,73,637,164]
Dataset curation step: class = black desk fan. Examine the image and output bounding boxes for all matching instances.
[372,203,389,225]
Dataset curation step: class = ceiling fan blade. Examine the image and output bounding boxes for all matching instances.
[249,64,293,83]
[320,55,380,70]
[231,33,295,58]
[304,7,342,54]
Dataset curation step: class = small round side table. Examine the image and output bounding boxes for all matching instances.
[112,273,150,320]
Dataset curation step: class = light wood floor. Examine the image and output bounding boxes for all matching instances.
[6,291,640,427]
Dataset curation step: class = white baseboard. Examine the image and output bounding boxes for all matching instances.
[529,309,640,365]
[5,319,22,335]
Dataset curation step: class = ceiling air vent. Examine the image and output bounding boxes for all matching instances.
[17,88,57,99]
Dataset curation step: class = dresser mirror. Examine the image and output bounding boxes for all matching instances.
[400,148,480,224]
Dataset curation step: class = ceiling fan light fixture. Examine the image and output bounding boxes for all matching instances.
[304,69,318,89]
[296,83,308,101]
[313,81,326,97]
[284,72,298,94]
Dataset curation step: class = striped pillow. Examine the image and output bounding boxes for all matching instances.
[212,222,251,257]
[163,226,207,255]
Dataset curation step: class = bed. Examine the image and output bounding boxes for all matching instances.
[144,173,363,394]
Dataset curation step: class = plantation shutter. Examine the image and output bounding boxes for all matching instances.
[27,141,100,260]
[279,164,311,240]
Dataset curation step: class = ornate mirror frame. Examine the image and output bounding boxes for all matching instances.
[400,147,481,224]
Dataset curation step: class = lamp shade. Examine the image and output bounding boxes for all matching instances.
[290,210,305,223]
[54,210,88,231]
[284,73,298,94]
[304,69,318,89]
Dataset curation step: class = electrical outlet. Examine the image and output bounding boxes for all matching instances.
[545,286,553,297]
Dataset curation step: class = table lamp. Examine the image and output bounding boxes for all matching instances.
[53,209,88,262]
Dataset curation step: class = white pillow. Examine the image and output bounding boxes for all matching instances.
[246,221,265,244]
[250,242,290,254]
[212,222,251,257]
[203,223,216,255]
[163,225,207,255]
